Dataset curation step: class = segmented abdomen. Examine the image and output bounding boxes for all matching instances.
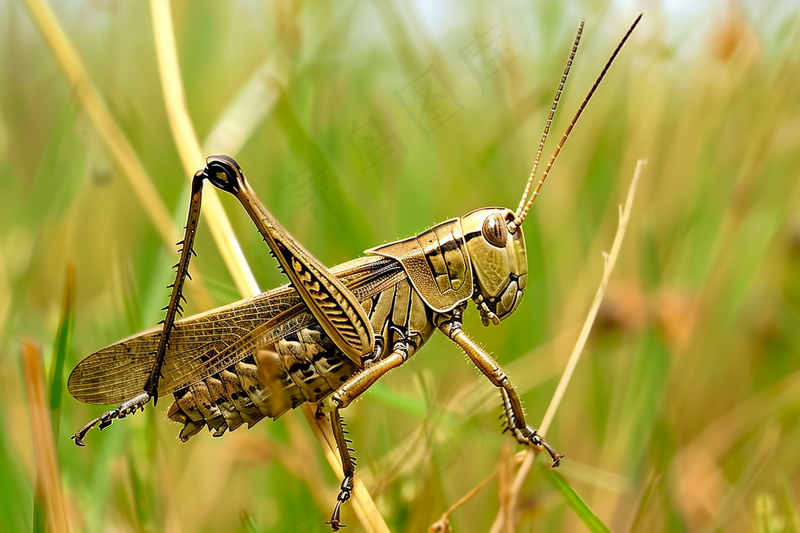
[167,275,436,441]
[167,324,358,441]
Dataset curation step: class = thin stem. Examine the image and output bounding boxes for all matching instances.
[150,0,259,298]
[433,472,497,531]
[540,158,645,435]
[500,441,514,533]
[429,452,527,532]
[493,158,646,533]
[20,0,175,245]
[151,2,388,530]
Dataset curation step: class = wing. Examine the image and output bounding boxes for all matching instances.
[68,256,405,405]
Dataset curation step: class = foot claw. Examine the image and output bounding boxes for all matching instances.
[327,476,353,530]
[326,501,345,531]
[71,392,151,447]
[526,427,563,468]
[326,519,344,531]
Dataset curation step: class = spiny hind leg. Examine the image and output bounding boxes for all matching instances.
[437,310,562,467]
[204,155,374,366]
[144,170,206,401]
[321,342,410,530]
[72,169,207,446]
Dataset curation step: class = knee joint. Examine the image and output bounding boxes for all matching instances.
[489,369,508,388]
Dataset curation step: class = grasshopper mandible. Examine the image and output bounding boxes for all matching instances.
[67,16,641,530]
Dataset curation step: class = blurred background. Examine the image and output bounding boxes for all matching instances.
[1,0,799,532]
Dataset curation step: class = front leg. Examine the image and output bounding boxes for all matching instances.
[436,310,563,467]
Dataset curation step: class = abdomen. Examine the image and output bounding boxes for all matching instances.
[167,277,436,441]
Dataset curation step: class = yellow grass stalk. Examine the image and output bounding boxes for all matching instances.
[490,158,646,533]
[150,0,259,298]
[539,159,646,437]
[150,1,389,530]
[21,0,175,246]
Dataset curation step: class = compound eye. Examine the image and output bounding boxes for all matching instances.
[481,213,508,248]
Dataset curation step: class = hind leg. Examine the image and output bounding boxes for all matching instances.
[321,342,409,530]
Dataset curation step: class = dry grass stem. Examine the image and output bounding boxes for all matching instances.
[429,452,527,532]
[21,0,214,310]
[539,158,646,436]
[301,406,391,533]
[21,339,71,533]
[151,1,387,529]
[21,0,175,246]
[500,440,514,533]
[429,470,497,532]
[150,0,259,298]
[492,158,646,532]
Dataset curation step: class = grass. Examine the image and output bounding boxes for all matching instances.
[1,1,800,532]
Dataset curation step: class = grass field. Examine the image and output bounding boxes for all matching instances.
[1,1,799,532]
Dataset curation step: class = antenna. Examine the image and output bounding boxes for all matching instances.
[513,13,642,229]
[515,19,584,223]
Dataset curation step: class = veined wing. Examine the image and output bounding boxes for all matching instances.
[68,256,405,405]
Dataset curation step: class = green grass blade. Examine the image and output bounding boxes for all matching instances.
[33,485,46,533]
[47,263,75,441]
[540,463,612,533]
[241,512,264,533]
[127,455,153,533]
[626,469,661,533]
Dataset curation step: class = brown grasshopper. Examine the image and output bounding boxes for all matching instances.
[68,16,640,529]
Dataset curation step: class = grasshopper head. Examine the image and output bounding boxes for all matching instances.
[459,15,642,324]
[461,208,528,326]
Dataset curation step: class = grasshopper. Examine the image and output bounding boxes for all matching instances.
[68,16,640,530]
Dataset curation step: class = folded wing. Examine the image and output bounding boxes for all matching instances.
[68,256,404,405]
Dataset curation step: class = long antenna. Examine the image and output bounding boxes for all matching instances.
[515,20,584,224]
[513,13,642,229]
